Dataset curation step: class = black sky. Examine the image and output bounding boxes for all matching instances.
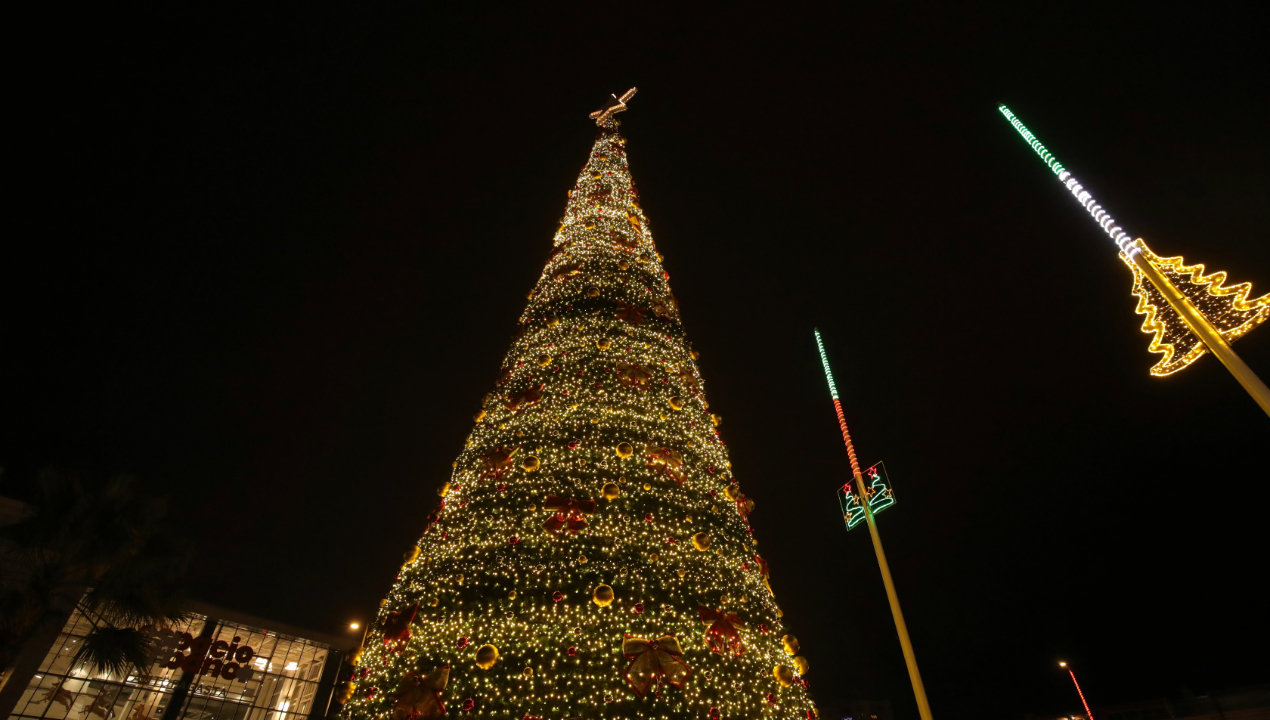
[4,5,1269,719]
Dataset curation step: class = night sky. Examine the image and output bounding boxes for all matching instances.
[5,5,1268,719]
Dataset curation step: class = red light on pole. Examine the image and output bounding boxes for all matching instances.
[1058,662,1095,720]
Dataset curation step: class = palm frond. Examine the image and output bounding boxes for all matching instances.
[75,626,153,679]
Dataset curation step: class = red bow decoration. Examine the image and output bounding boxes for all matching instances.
[542,495,597,534]
[616,362,653,388]
[621,634,690,699]
[382,602,418,645]
[616,302,646,325]
[505,385,544,412]
[390,665,449,720]
[482,446,521,477]
[755,555,770,578]
[645,445,686,485]
[698,606,746,656]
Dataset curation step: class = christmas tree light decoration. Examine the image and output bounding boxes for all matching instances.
[836,462,895,531]
[813,330,934,720]
[1125,240,1270,376]
[998,105,1270,415]
[340,92,819,720]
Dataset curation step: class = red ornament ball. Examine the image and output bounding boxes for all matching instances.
[766,693,777,706]
[643,513,654,522]
[509,535,519,545]
[552,591,563,603]
[567,646,577,657]
[709,708,721,720]
[457,636,469,648]
[462,698,475,712]
[633,602,645,614]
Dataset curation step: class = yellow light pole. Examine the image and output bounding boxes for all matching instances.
[815,329,934,720]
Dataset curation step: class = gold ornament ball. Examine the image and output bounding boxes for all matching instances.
[773,664,795,687]
[782,634,800,656]
[455,574,464,584]
[593,584,615,607]
[578,554,588,564]
[428,597,439,607]
[537,354,552,367]
[403,545,421,564]
[522,666,534,678]
[648,553,659,563]
[546,315,559,327]
[676,568,686,578]
[508,590,517,600]
[667,396,683,410]
[378,599,388,607]
[522,456,540,472]
[615,442,634,458]
[587,287,600,298]
[692,532,713,551]
[724,485,739,501]
[642,482,652,491]
[473,409,486,422]
[793,655,809,675]
[475,644,499,670]
[438,481,451,497]
[597,339,611,350]
[602,482,621,500]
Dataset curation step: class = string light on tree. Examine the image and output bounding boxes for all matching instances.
[998,105,1270,415]
[338,91,819,720]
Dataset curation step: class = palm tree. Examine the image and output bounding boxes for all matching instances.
[0,469,192,695]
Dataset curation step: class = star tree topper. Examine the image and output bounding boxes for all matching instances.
[590,88,637,127]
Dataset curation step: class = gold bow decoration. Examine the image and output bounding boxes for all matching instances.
[390,665,449,720]
[698,606,746,656]
[650,299,673,319]
[644,445,686,485]
[621,634,690,699]
[542,495,597,534]
[616,362,653,388]
[675,366,699,391]
[505,385,544,413]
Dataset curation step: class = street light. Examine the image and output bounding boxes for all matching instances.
[348,622,360,631]
[1058,661,1095,720]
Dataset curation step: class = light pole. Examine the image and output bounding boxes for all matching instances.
[1059,661,1095,720]
[814,329,933,720]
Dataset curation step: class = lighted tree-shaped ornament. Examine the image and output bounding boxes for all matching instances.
[999,105,1270,416]
[1124,242,1270,375]
[815,329,934,720]
[339,90,819,720]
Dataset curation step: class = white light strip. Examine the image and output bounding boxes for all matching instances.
[999,105,1139,258]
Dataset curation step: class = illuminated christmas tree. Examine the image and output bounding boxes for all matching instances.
[340,90,819,720]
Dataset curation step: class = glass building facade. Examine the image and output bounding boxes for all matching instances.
[7,601,348,720]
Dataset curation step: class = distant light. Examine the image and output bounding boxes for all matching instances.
[349,622,360,630]
[1059,661,1068,667]
[285,662,298,671]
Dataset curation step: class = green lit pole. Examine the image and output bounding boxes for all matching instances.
[814,329,934,720]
